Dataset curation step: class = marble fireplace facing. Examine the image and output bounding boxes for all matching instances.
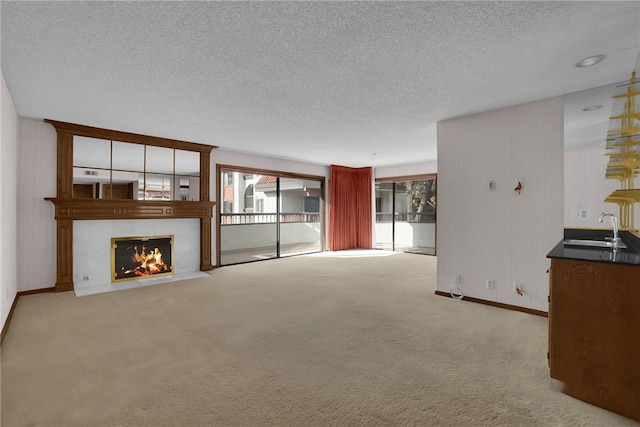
[73,219,206,296]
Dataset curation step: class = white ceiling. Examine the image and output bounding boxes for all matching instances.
[2,1,639,167]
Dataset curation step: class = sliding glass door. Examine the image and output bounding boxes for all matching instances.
[375,175,436,255]
[219,169,324,265]
[279,177,322,257]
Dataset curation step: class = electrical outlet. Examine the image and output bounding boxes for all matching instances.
[455,274,462,285]
[572,208,590,221]
[486,280,495,290]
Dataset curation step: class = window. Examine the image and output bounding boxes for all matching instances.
[244,185,254,212]
[304,196,319,212]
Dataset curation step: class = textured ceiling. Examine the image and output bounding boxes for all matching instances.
[2,1,639,167]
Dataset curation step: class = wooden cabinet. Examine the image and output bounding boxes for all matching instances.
[549,258,640,422]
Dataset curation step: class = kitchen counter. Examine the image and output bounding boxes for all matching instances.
[547,228,640,422]
[546,229,640,266]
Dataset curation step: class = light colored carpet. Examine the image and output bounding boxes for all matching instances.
[2,251,638,426]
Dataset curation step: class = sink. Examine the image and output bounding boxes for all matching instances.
[563,239,627,249]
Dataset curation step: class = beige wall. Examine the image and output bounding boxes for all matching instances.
[16,118,57,293]
[437,97,564,312]
[1,72,19,329]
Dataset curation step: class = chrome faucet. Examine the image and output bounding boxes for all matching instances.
[598,212,623,248]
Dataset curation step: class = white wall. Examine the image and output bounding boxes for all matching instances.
[437,97,564,312]
[374,160,437,179]
[16,118,57,292]
[564,146,635,229]
[1,72,19,330]
[214,149,330,183]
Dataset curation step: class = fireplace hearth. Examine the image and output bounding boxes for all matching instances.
[112,235,173,282]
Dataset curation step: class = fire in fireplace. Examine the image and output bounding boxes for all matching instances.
[111,235,173,282]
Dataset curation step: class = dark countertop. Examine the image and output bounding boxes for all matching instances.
[547,229,640,266]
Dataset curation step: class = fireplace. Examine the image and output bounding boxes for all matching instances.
[45,120,216,293]
[111,235,174,282]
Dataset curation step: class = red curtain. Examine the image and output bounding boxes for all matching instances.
[329,165,372,251]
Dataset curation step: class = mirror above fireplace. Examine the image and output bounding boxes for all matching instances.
[73,137,201,201]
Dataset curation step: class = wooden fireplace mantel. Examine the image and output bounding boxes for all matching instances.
[45,120,217,292]
[45,198,215,221]
[45,198,216,292]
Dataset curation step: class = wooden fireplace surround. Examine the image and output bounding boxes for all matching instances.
[45,120,217,292]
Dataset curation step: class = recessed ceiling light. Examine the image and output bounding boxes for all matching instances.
[576,55,606,68]
[582,105,603,111]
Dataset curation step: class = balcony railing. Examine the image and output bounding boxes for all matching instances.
[376,212,435,223]
[221,212,321,225]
